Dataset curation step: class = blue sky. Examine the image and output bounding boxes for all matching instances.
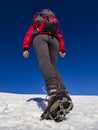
[0,0,98,95]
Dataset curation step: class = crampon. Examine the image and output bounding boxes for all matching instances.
[40,97,73,122]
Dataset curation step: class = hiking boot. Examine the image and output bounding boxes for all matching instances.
[40,84,73,121]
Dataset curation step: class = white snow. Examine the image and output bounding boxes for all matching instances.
[0,92,98,130]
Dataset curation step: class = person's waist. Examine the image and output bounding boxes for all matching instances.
[39,31,57,36]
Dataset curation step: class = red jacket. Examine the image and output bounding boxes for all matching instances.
[22,20,66,52]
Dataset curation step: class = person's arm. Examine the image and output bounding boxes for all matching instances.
[22,25,34,50]
[22,25,34,58]
[57,34,66,57]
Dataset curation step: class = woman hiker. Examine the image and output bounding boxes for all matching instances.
[22,9,73,121]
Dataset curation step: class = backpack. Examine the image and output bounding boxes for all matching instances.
[33,9,59,34]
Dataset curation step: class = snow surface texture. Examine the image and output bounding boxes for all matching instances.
[0,93,98,130]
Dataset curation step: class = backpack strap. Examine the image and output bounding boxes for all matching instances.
[39,16,58,33]
[32,12,59,33]
[38,16,48,31]
[32,12,48,31]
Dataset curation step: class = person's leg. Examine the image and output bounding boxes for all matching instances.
[47,35,72,100]
[33,34,58,86]
[48,35,65,90]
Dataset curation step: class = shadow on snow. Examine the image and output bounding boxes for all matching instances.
[26,97,48,112]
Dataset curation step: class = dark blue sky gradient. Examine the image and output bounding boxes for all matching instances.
[0,0,98,95]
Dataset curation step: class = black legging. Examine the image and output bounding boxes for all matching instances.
[33,34,65,90]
